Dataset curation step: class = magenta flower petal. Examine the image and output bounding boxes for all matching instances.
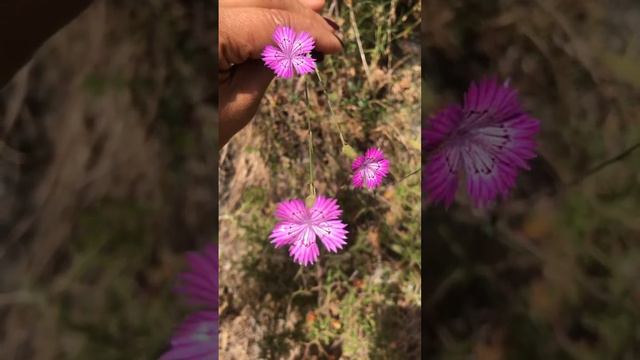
[424,145,461,208]
[424,77,540,207]
[274,198,308,222]
[289,239,320,267]
[261,25,316,78]
[262,45,292,78]
[290,31,316,76]
[314,220,348,253]
[269,195,348,266]
[163,244,218,360]
[175,244,218,309]
[270,221,305,248]
[309,195,343,220]
[351,147,390,189]
[273,25,297,52]
[160,311,218,360]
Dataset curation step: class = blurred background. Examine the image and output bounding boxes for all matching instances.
[424,0,640,358]
[218,0,421,358]
[0,1,216,359]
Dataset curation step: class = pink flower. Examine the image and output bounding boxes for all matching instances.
[175,244,217,309]
[352,147,390,189]
[262,25,316,79]
[270,196,348,266]
[162,244,218,359]
[424,77,540,207]
[160,311,217,360]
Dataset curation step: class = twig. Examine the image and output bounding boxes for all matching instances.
[305,81,316,197]
[564,141,640,187]
[345,0,372,87]
[328,0,338,16]
[534,0,598,83]
[316,262,323,307]
[314,69,347,147]
[395,167,421,185]
[386,0,398,67]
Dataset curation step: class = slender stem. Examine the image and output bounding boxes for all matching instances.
[305,81,316,197]
[395,167,421,185]
[314,68,347,147]
[499,141,640,202]
[565,141,640,187]
[316,263,323,307]
[345,0,372,87]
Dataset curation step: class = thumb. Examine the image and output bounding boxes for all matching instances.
[299,0,326,12]
[219,60,274,147]
[219,7,341,71]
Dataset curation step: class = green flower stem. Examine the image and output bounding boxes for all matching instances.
[305,81,316,198]
[314,68,347,148]
[395,167,422,185]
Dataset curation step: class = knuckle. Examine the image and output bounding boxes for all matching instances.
[266,8,289,27]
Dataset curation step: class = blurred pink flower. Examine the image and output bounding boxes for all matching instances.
[162,244,218,360]
[160,311,217,360]
[262,25,316,78]
[424,77,540,207]
[352,147,390,189]
[270,196,348,266]
[176,244,217,309]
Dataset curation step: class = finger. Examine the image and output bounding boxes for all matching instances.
[219,8,342,71]
[219,0,333,33]
[219,60,274,147]
[0,0,93,87]
[220,0,326,15]
[299,0,325,12]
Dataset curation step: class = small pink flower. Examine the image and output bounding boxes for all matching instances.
[262,25,316,79]
[270,196,348,266]
[352,147,390,189]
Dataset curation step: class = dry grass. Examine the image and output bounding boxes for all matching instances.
[219,0,421,358]
[0,1,216,359]
[424,0,640,358]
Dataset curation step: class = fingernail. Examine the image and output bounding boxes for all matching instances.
[311,50,325,63]
[324,17,339,31]
[333,32,344,48]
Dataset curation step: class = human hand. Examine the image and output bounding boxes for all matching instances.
[0,0,94,87]
[218,0,343,147]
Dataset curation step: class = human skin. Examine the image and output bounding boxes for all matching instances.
[0,0,342,147]
[218,0,342,147]
[0,0,94,87]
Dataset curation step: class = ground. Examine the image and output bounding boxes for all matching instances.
[219,0,422,358]
[424,0,640,358]
[0,1,215,359]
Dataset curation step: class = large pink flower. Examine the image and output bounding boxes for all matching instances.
[270,196,348,266]
[424,77,540,207]
[262,25,316,79]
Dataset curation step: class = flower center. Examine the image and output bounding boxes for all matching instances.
[300,224,314,247]
[364,159,380,171]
